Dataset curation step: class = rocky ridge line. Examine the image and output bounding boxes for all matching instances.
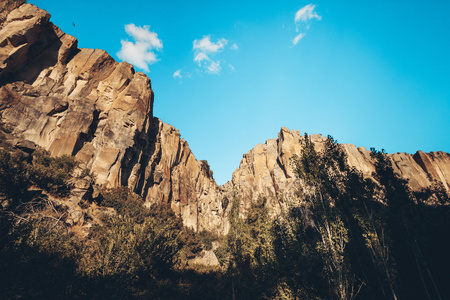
[227,127,450,214]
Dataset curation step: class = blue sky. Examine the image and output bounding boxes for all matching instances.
[30,0,450,185]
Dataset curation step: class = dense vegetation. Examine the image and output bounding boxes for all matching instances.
[219,135,450,299]
[1,133,449,299]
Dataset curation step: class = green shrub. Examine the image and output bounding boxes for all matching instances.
[0,149,28,200]
[200,160,214,178]
[198,230,217,250]
[100,186,149,223]
[27,148,76,195]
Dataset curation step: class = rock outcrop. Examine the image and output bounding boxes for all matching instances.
[1,0,449,236]
[0,0,153,188]
[0,0,227,233]
[226,127,450,214]
[132,118,227,233]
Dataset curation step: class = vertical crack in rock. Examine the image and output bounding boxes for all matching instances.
[71,109,99,156]
[137,118,161,200]
[276,157,289,181]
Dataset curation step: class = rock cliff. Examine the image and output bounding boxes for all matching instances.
[227,127,450,214]
[0,0,153,187]
[0,0,224,232]
[1,0,449,235]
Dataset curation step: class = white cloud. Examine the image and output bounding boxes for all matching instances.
[295,4,321,24]
[207,61,221,74]
[291,4,321,47]
[173,70,182,79]
[192,35,234,75]
[193,36,227,53]
[125,24,162,48]
[194,52,210,65]
[228,64,235,71]
[117,24,162,72]
[292,33,306,45]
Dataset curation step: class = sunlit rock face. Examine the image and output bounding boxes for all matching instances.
[225,127,450,221]
[341,145,450,192]
[131,118,227,233]
[0,0,227,233]
[1,0,449,235]
[0,1,153,188]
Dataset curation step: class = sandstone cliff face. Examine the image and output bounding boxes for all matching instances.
[131,118,226,232]
[0,1,153,188]
[0,0,224,232]
[1,1,449,236]
[226,127,302,216]
[226,127,450,214]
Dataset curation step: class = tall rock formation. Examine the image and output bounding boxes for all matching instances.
[130,118,227,233]
[0,0,153,187]
[0,0,224,233]
[227,127,450,214]
[0,0,448,235]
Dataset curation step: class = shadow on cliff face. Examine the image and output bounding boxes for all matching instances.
[0,22,63,86]
[120,117,161,200]
[72,110,100,157]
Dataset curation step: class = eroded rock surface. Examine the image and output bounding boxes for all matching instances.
[226,127,450,217]
[0,1,153,189]
[131,118,227,233]
[1,0,449,236]
[0,0,224,233]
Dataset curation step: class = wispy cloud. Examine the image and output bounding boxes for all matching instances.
[292,33,306,45]
[193,36,228,53]
[172,70,192,82]
[292,4,321,46]
[194,52,209,65]
[173,70,182,79]
[192,35,232,75]
[295,4,321,24]
[117,24,163,72]
[230,43,239,50]
[207,61,221,74]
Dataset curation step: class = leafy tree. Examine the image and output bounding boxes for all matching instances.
[291,134,356,299]
[272,205,325,299]
[370,148,445,300]
[0,149,29,201]
[284,135,403,299]
[225,193,276,299]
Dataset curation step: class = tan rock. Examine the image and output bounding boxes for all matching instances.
[140,119,226,234]
[0,1,152,190]
[0,0,25,24]
[224,128,450,232]
[413,151,450,190]
[1,0,449,237]
[188,250,220,267]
